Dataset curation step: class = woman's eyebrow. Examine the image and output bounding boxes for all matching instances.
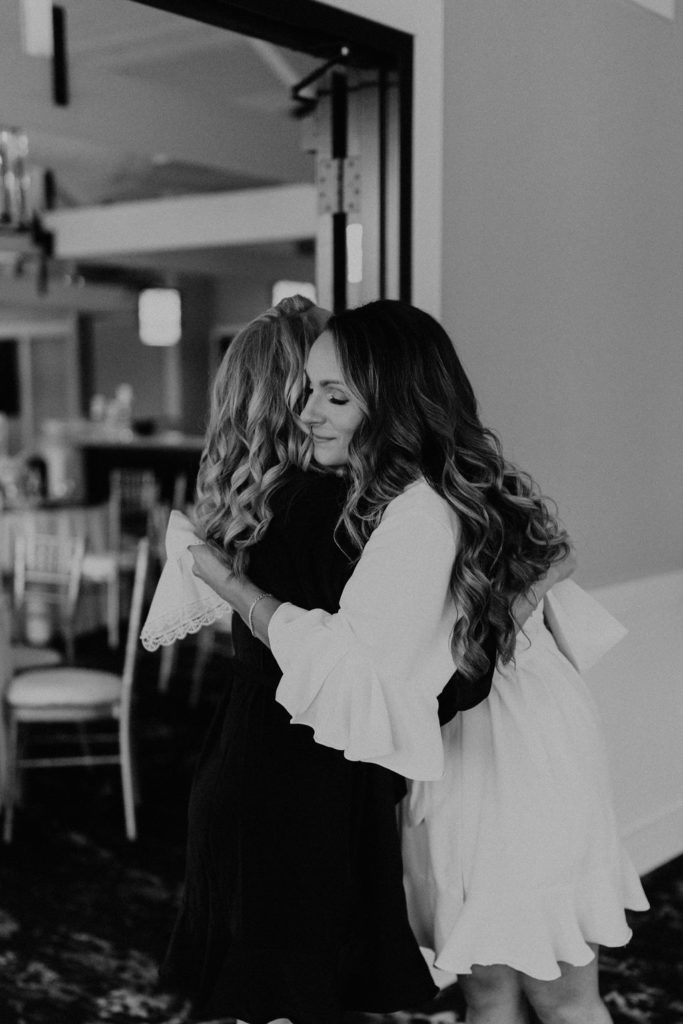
[319,378,346,387]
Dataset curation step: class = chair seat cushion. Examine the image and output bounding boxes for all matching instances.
[7,669,122,708]
[12,645,63,672]
[82,553,118,581]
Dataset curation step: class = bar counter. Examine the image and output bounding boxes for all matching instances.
[74,430,204,505]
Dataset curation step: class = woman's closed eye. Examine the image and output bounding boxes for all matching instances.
[304,380,349,406]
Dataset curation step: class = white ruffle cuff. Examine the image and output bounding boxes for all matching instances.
[269,603,445,781]
[139,510,231,651]
[543,579,627,672]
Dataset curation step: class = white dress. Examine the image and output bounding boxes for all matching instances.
[267,477,648,981]
[402,605,649,981]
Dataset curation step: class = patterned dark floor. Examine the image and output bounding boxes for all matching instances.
[0,632,681,1024]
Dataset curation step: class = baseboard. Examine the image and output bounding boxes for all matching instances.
[622,797,683,878]
[583,570,683,877]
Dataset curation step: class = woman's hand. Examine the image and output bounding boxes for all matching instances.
[187,544,281,647]
[188,543,240,603]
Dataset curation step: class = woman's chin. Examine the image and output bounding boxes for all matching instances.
[313,453,348,473]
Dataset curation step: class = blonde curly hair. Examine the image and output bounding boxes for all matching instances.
[194,295,327,574]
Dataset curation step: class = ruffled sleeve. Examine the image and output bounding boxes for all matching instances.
[269,484,460,780]
[140,511,231,651]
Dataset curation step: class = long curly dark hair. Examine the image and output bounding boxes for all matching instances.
[325,299,570,680]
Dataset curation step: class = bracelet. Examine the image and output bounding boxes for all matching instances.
[247,592,272,637]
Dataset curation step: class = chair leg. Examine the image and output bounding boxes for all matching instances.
[76,723,95,767]
[106,573,119,649]
[131,747,141,808]
[64,623,76,665]
[119,724,137,841]
[0,705,7,813]
[3,714,18,843]
[157,644,177,694]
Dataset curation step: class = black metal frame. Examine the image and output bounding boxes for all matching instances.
[52,5,69,106]
[129,0,413,300]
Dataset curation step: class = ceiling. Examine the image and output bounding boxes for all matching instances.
[1,0,323,289]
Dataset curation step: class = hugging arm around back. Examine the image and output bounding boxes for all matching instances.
[436,549,577,725]
[268,481,462,781]
[190,476,574,754]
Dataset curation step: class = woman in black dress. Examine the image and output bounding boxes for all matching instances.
[161,297,497,1024]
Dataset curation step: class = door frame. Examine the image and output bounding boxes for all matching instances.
[131,0,445,316]
[134,0,413,301]
[322,0,445,318]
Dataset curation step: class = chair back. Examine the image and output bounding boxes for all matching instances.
[108,469,160,550]
[147,503,171,565]
[13,533,85,620]
[120,538,150,709]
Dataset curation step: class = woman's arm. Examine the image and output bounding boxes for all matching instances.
[189,540,577,645]
[188,543,281,645]
[193,489,458,781]
[189,535,578,740]
[437,547,577,724]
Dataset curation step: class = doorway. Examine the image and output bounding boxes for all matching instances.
[132,0,414,310]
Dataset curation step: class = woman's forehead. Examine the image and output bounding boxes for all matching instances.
[306,331,343,379]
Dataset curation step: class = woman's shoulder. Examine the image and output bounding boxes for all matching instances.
[382,478,459,540]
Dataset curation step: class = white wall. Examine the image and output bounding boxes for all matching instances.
[90,310,168,421]
[441,0,683,589]
[587,571,683,874]
[439,0,683,873]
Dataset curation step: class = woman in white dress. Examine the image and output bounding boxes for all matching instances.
[190,298,648,1024]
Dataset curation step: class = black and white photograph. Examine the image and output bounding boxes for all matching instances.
[0,2,681,1022]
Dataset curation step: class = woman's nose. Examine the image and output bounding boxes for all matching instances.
[300,392,322,425]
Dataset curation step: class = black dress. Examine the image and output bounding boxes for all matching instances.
[161,471,440,1023]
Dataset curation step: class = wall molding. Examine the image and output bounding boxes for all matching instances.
[587,569,683,877]
[622,797,683,876]
[624,0,675,20]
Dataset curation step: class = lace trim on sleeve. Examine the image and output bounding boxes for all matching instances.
[140,595,231,651]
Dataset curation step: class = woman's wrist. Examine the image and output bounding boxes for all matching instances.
[186,543,282,647]
[228,577,281,648]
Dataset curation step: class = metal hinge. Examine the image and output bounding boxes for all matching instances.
[316,155,361,215]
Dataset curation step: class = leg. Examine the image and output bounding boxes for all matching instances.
[459,963,530,1024]
[3,713,19,843]
[119,721,137,841]
[106,570,120,649]
[521,946,612,1024]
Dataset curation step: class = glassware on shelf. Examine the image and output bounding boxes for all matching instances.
[0,128,32,230]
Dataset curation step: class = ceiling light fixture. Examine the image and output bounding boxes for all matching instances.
[19,0,53,58]
[138,288,182,347]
